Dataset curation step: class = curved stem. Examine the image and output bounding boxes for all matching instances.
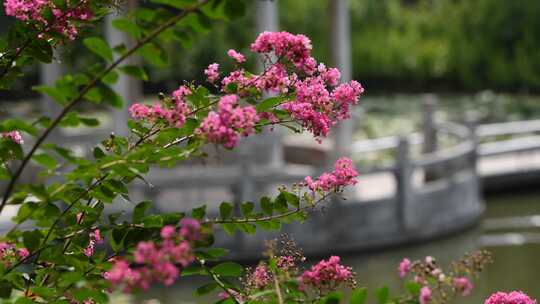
[0,0,210,215]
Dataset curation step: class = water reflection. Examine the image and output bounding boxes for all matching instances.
[135,192,540,303]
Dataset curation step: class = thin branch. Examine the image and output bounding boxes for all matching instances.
[203,193,331,225]
[0,0,211,215]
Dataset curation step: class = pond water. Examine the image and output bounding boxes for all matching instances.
[132,192,540,303]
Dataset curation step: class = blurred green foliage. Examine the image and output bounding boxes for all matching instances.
[160,0,540,93]
[3,0,540,95]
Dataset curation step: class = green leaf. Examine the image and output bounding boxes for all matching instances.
[33,85,67,105]
[102,70,119,84]
[80,117,100,127]
[100,85,124,108]
[31,286,56,298]
[143,215,164,228]
[112,18,141,39]
[192,205,206,220]
[110,228,126,252]
[375,286,390,304]
[93,147,105,159]
[257,220,280,231]
[139,42,168,67]
[83,37,113,61]
[84,87,102,103]
[32,154,57,169]
[222,223,236,235]
[322,291,342,304]
[195,282,218,296]
[23,230,42,252]
[182,265,207,276]
[211,262,243,277]
[219,202,233,220]
[240,201,254,216]
[350,287,368,304]
[237,223,256,234]
[0,280,12,298]
[405,282,421,296]
[256,97,282,112]
[14,297,34,304]
[133,201,151,222]
[281,191,300,207]
[27,39,53,63]
[2,118,40,135]
[260,196,273,215]
[119,65,148,81]
[206,248,229,259]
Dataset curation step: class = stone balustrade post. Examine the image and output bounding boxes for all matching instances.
[422,94,439,181]
[395,136,413,229]
[465,111,480,181]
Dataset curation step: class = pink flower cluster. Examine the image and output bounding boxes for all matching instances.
[129,85,192,128]
[277,255,295,271]
[195,94,260,148]
[227,49,246,64]
[1,130,23,144]
[398,257,411,278]
[251,264,271,289]
[304,157,358,192]
[83,229,103,257]
[0,242,29,266]
[282,77,363,138]
[420,286,432,304]
[4,0,92,40]
[103,218,201,291]
[485,291,537,304]
[251,31,314,73]
[300,256,354,291]
[201,31,364,140]
[204,63,220,83]
[453,277,474,296]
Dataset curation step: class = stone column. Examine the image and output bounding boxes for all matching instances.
[105,0,141,136]
[422,94,440,181]
[253,0,283,168]
[395,136,413,230]
[40,51,64,141]
[40,55,63,118]
[329,0,353,163]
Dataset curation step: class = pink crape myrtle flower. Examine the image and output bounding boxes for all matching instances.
[485,291,537,304]
[398,258,411,278]
[227,49,246,63]
[453,277,474,296]
[129,86,192,128]
[104,218,202,291]
[251,264,271,289]
[419,286,432,304]
[196,94,260,148]
[277,255,295,271]
[204,63,220,83]
[304,157,358,192]
[1,131,23,144]
[0,242,30,266]
[179,218,201,241]
[84,229,104,257]
[300,256,353,291]
[4,0,92,40]
[251,31,314,73]
[160,225,176,239]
